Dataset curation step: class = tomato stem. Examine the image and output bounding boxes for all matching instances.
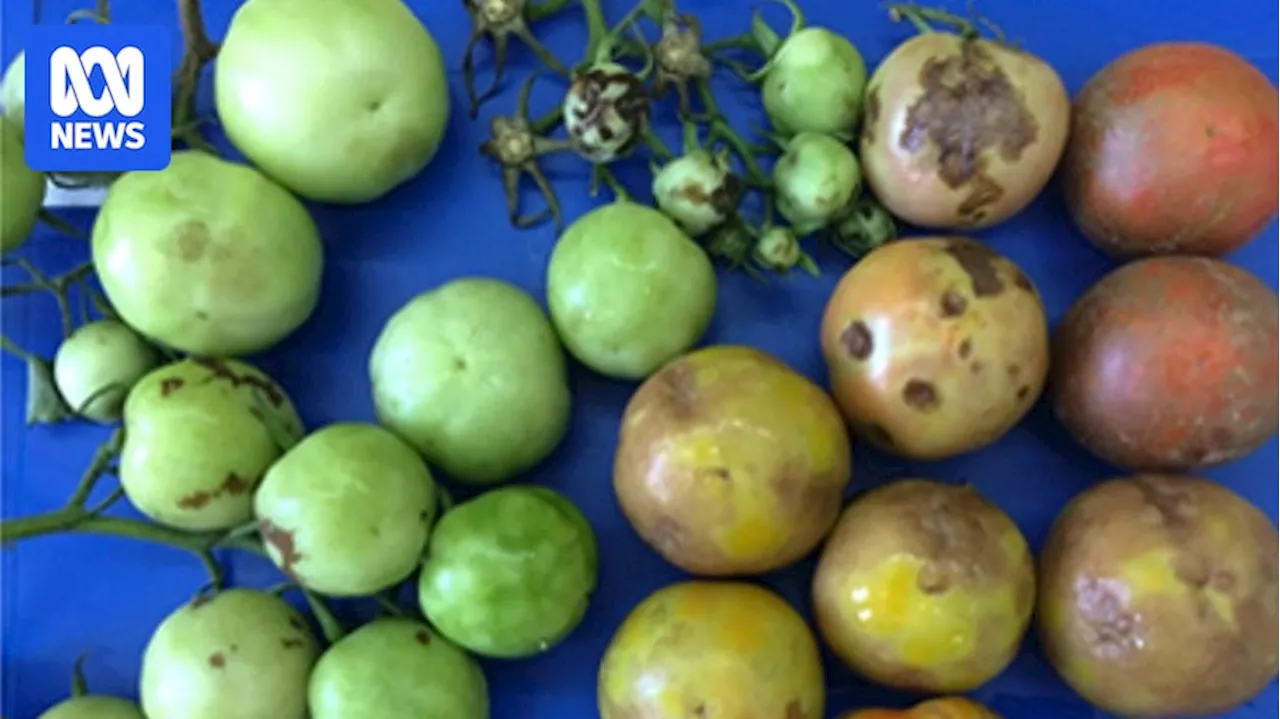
[526,0,573,24]
[70,654,90,697]
[886,3,936,34]
[301,589,346,644]
[580,0,609,67]
[172,0,219,153]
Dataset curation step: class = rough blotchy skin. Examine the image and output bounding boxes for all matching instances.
[820,237,1048,460]
[812,480,1035,694]
[1038,475,1279,717]
[613,345,852,576]
[1051,256,1279,470]
[598,581,825,719]
[1062,42,1280,258]
[859,35,1068,230]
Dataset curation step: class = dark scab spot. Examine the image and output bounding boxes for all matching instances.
[453,357,467,371]
[1006,363,1021,378]
[288,617,306,630]
[415,630,432,645]
[1017,385,1031,400]
[944,240,1004,297]
[969,360,984,375]
[260,520,303,580]
[366,99,382,113]
[693,703,707,718]
[861,86,881,145]
[785,698,805,719]
[957,338,973,359]
[708,467,731,482]
[940,290,968,317]
[208,652,225,668]
[1014,271,1034,292]
[840,321,873,360]
[902,379,940,412]
[281,638,305,649]
[159,377,185,396]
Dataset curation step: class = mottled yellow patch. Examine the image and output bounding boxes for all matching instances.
[1118,551,1237,628]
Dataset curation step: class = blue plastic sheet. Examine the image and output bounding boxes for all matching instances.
[2,0,1276,717]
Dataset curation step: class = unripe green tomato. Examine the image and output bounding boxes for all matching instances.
[546,202,718,380]
[418,486,598,658]
[139,589,319,719]
[308,618,488,719]
[254,423,439,596]
[773,131,862,235]
[91,151,323,357]
[651,150,740,236]
[763,28,867,138]
[53,320,159,423]
[214,0,450,203]
[2,52,26,136]
[370,278,571,486]
[119,358,303,531]
[1,116,45,255]
[37,696,143,719]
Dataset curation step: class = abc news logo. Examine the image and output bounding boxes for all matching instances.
[49,45,147,151]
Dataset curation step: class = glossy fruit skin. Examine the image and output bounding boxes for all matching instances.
[614,345,851,576]
[254,422,439,596]
[860,35,1069,230]
[546,202,717,380]
[53,320,159,423]
[37,696,145,719]
[91,151,323,357]
[215,0,450,203]
[813,480,1035,694]
[369,278,571,485]
[598,581,825,719]
[1051,256,1279,471]
[1038,475,1279,717]
[840,697,1002,719]
[1,116,45,255]
[418,486,598,658]
[773,131,863,235]
[120,358,303,531]
[762,27,868,138]
[308,619,488,719]
[139,589,319,719]
[1062,42,1279,258]
[820,237,1048,460]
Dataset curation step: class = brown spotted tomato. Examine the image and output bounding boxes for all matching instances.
[858,16,1070,230]
[819,237,1049,461]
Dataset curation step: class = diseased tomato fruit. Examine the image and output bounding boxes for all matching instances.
[38,695,145,719]
[860,32,1069,229]
[1,116,45,255]
[614,345,852,576]
[215,0,450,203]
[840,696,1002,719]
[91,151,324,357]
[1062,42,1279,258]
[598,581,825,719]
[812,480,1035,694]
[139,589,319,719]
[1051,256,1279,471]
[1038,475,1279,718]
[820,237,1049,460]
[120,358,303,531]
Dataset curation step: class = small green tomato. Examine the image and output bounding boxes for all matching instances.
[140,589,319,719]
[2,51,26,136]
[37,696,144,719]
[773,131,862,235]
[651,150,741,236]
[753,227,805,272]
[827,195,898,257]
[119,358,303,531]
[1,116,45,255]
[762,28,867,138]
[546,202,717,380]
[254,423,438,596]
[369,278,571,486]
[91,151,323,357]
[215,0,450,203]
[418,486,598,658]
[308,618,488,719]
[53,320,159,423]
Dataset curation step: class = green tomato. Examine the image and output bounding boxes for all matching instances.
[773,131,862,236]
[254,423,438,596]
[140,589,319,719]
[119,358,303,531]
[53,320,159,423]
[546,202,717,380]
[418,486,598,658]
[370,278,571,486]
[1,115,45,255]
[308,618,487,719]
[2,52,25,136]
[37,696,144,719]
[762,28,867,138]
[214,0,450,203]
[651,149,740,237]
[91,150,323,357]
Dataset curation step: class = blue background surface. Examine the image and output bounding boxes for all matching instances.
[1,1,1276,718]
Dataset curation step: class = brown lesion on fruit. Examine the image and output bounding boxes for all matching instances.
[191,357,286,406]
[671,172,743,218]
[861,86,881,145]
[653,362,700,419]
[1017,384,1031,400]
[1014,270,1034,292]
[208,651,226,668]
[940,290,968,317]
[841,321,874,360]
[260,519,303,580]
[176,471,254,510]
[957,338,973,359]
[902,378,940,412]
[288,616,306,630]
[159,377,185,396]
[969,360,984,375]
[943,240,1005,296]
[174,220,210,263]
[785,699,805,719]
[647,515,689,558]
[706,467,732,483]
[415,629,432,645]
[900,41,1039,223]
[280,637,305,649]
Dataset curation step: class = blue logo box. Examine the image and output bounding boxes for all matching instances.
[24,24,171,173]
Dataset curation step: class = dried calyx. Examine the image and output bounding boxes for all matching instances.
[462,0,572,117]
[651,6,713,116]
[887,2,1009,42]
[480,73,574,231]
